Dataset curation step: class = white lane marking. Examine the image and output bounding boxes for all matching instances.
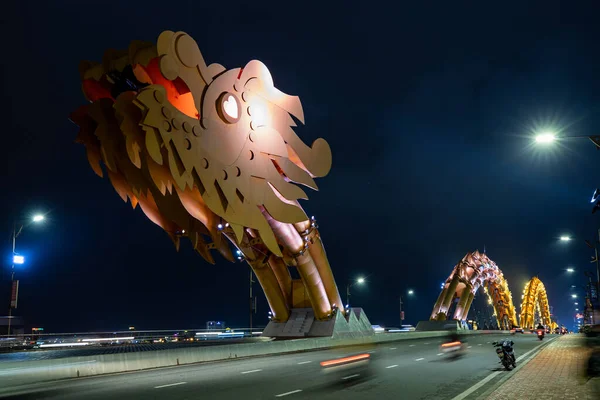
[450,337,557,400]
[297,361,312,365]
[409,344,416,347]
[241,369,263,374]
[437,353,444,356]
[467,346,472,348]
[386,364,399,369]
[276,389,303,397]
[154,382,187,389]
[368,351,377,354]
[415,358,425,361]
[478,344,482,346]
[424,342,430,345]
[486,341,490,343]
[342,374,360,380]
[389,347,397,350]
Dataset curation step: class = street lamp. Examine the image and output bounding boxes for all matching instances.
[566,267,575,273]
[7,213,46,335]
[399,289,415,327]
[571,294,578,298]
[560,236,572,242]
[346,277,366,308]
[585,234,599,288]
[575,302,579,305]
[535,132,556,144]
[533,130,600,149]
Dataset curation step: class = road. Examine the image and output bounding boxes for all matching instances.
[0,333,553,400]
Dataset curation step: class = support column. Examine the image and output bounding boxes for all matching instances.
[430,287,448,319]
[440,274,460,315]
[461,291,475,321]
[453,285,472,320]
[248,258,290,322]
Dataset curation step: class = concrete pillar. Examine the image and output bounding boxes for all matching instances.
[461,291,475,321]
[440,274,460,315]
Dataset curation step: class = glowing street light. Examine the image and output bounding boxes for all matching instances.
[574,302,579,305]
[346,276,367,308]
[571,294,577,298]
[560,236,572,242]
[13,255,25,265]
[8,211,48,335]
[535,132,556,144]
[566,267,575,273]
[400,289,415,326]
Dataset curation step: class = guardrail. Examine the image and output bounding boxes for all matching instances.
[0,328,265,351]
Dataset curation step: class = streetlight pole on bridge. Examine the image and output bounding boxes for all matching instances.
[7,213,46,335]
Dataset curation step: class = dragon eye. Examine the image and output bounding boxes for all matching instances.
[217,92,240,123]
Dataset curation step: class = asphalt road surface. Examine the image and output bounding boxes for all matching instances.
[0,333,554,400]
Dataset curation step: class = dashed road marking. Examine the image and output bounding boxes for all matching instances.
[276,389,303,397]
[389,347,397,350]
[415,358,425,361]
[409,344,416,347]
[478,344,482,346]
[386,364,399,369]
[297,361,312,365]
[467,346,472,349]
[241,369,263,374]
[437,353,444,356]
[342,374,360,380]
[424,342,430,345]
[154,382,187,389]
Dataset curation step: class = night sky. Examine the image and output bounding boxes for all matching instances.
[2,1,599,333]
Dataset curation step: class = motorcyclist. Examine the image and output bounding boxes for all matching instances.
[537,323,544,330]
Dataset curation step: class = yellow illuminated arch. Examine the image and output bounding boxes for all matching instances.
[519,277,551,329]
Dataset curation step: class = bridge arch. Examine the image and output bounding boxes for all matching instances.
[430,250,518,330]
[519,277,551,329]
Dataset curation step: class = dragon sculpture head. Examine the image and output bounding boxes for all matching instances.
[72,31,332,263]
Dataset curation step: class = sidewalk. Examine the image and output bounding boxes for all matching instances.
[484,335,598,400]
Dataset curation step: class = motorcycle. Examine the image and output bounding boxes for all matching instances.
[493,340,516,370]
[537,329,545,340]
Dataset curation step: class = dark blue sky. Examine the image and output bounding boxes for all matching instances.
[1,1,599,332]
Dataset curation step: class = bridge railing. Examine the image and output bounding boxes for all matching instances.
[0,328,265,350]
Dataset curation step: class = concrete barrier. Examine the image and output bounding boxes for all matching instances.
[0,330,509,388]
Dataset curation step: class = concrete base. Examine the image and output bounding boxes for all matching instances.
[262,307,374,338]
[416,320,469,331]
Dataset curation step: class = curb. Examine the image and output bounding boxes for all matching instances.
[472,336,558,399]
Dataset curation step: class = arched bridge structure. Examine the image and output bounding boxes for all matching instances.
[519,277,552,329]
[430,251,518,330]
[71,31,346,327]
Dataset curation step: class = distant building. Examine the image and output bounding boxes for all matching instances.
[206,321,225,330]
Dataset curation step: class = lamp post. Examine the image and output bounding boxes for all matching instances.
[585,230,600,289]
[7,213,45,335]
[399,289,414,327]
[533,131,600,149]
[346,277,365,309]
